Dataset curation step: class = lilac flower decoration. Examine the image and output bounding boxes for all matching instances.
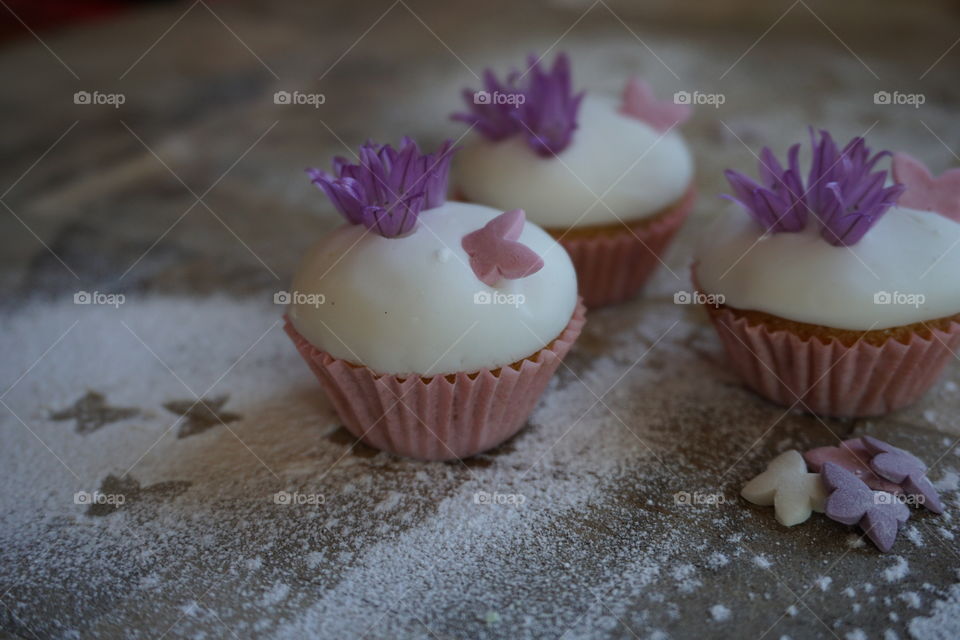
[723,129,905,246]
[519,54,584,156]
[862,436,943,514]
[307,137,456,238]
[452,53,585,157]
[462,209,544,286]
[451,68,524,141]
[807,130,905,246]
[821,462,910,553]
[723,143,807,233]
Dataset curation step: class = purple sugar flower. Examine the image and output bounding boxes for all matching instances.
[723,143,808,233]
[452,53,584,157]
[307,137,456,238]
[722,129,905,246]
[807,130,905,246]
[451,69,524,141]
[518,54,584,156]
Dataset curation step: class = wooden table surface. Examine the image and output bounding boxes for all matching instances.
[2,1,960,638]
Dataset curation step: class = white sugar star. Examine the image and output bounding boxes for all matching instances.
[741,450,826,526]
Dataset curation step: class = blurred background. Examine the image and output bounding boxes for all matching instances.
[1,0,959,302]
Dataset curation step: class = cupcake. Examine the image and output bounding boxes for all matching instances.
[451,53,696,308]
[695,129,960,417]
[284,137,585,460]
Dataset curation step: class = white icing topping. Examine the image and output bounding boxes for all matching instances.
[455,95,693,229]
[696,205,960,330]
[289,201,578,376]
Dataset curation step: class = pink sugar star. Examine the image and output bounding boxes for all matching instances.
[804,438,901,495]
[461,209,544,287]
[619,77,691,132]
[892,152,960,222]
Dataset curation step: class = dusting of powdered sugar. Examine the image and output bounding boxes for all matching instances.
[909,575,960,640]
[709,604,731,621]
[2,290,960,639]
[0,293,732,638]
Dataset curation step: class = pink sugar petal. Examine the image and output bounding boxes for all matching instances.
[462,209,544,286]
[893,152,960,222]
[619,76,692,132]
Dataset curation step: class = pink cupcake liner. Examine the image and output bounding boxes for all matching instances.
[556,186,696,309]
[703,304,960,417]
[284,300,586,461]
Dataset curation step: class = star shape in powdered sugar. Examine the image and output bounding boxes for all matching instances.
[619,76,691,132]
[741,450,826,526]
[50,391,139,435]
[163,395,240,439]
[461,209,544,286]
[84,473,191,517]
[892,152,960,222]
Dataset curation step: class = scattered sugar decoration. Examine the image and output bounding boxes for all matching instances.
[821,463,910,553]
[619,77,691,132]
[862,436,943,514]
[892,152,960,222]
[745,438,946,552]
[804,438,901,494]
[935,470,959,492]
[461,209,544,286]
[882,556,910,583]
[741,450,826,526]
[708,604,731,622]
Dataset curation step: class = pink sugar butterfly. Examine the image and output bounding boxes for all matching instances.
[462,209,544,287]
[619,77,691,132]
[892,152,960,222]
